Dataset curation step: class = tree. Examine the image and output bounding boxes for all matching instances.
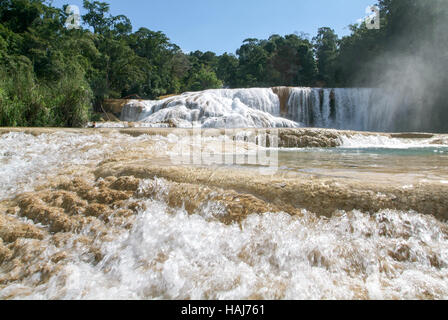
[236,38,269,87]
[0,0,44,33]
[217,53,238,87]
[189,66,222,91]
[2,0,446,131]
[313,27,338,86]
[234,34,317,87]
[334,0,448,131]
[128,28,189,98]
[82,0,111,35]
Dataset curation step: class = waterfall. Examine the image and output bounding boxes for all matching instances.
[120,87,408,131]
[287,88,380,131]
[121,88,299,128]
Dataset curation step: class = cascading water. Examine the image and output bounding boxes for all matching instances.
[1,130,448,299]
[120,88,299,129]
[286,88,379,131]
[119,87,411,131]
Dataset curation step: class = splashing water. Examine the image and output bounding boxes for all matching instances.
[1,181,448,300]
[121,88,298,129]
[119,87,422,131]
[0,131,169,200]
[1,129,448,300]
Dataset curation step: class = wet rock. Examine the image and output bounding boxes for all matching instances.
[42,191,88,216]
[84,203,112,219]
[0,213,46,243]
[95,162,448,221]
[109,176,140,192]
[17,195,77,233]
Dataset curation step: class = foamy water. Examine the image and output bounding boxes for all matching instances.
[340,134,448,149]
[1,130,448,300]
[0,132,169,200]
[1,179,448,300]
[118,87,428,131]
[120,89,299,128]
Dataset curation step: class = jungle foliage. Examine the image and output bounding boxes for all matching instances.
[0,0,446,127]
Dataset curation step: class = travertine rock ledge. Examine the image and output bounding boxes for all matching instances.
[1,127,445,148]
[94,162,448,221]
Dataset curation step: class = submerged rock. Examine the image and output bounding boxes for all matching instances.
[1,127,448,300]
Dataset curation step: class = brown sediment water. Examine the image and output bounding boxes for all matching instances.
[272,87,292,116]
[1,127,448,300]
[93,160,448,220]
[0,127,394,147]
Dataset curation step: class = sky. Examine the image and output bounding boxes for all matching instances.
[50,0,377,55]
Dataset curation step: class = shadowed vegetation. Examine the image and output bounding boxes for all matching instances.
[0,0,446,130]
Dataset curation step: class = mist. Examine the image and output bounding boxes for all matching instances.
[360,0,448,133]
